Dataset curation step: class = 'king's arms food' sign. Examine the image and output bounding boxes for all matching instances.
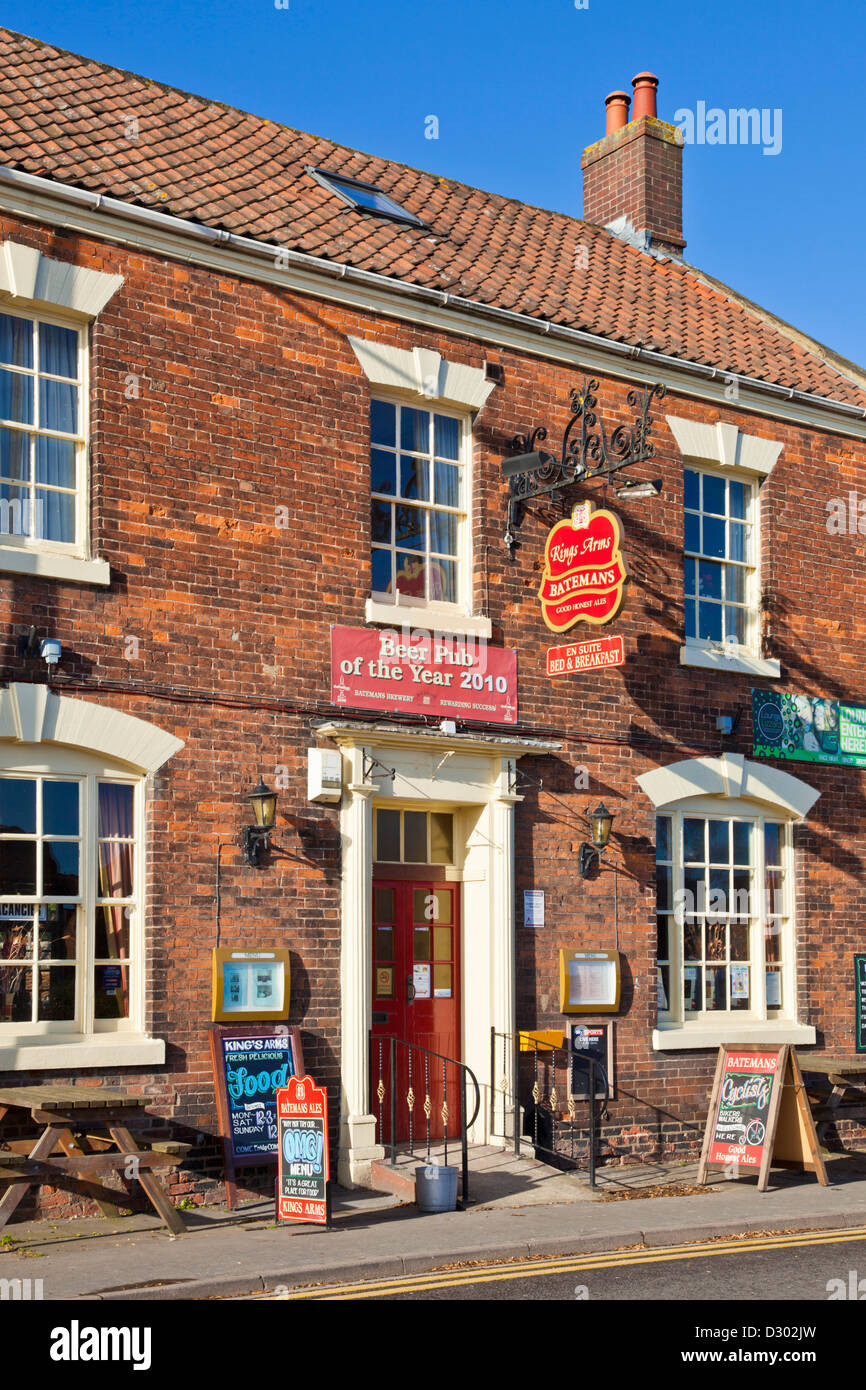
[538,502,626,632]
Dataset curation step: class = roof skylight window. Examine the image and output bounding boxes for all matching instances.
[308,167,426,228]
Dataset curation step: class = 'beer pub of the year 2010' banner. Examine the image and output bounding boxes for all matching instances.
[330,624,517,724]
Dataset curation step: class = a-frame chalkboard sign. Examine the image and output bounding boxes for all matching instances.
[697,1044,828,1192]
[209,1024,304,1209]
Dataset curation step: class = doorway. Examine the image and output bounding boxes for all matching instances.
[371,877,461,1141]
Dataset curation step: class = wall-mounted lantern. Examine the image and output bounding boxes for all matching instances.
[577,801,615,878]
[242,778,279,867]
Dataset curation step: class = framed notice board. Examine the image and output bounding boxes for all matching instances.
[697,1044,827,1192]
[570,1023,613,1101]
[559,949,621,1014]
[211,947,291,1022]
[856,955,866,1054]
[209,1024,304,1209]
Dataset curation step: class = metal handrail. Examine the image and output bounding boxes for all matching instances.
[490,1028,609,1187]
[369,1032,481,1206]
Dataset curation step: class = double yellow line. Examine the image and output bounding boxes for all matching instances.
[263,1225,866,1299]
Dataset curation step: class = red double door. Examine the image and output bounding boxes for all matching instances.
[371,879,461,1142]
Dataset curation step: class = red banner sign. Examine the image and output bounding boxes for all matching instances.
[546,634,625,676]
[331,625,517,724]
[276,1075,329,1224]
[538,502,626,632]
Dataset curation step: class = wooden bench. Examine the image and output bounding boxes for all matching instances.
[0,1085,189,1235]
[800,1058,866,1144]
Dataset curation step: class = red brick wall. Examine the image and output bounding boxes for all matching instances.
[0,211,863,1214]
[581,117,686,254]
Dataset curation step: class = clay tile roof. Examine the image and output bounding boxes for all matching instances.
[1,26,864,410]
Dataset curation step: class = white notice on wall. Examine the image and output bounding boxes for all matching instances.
[413,963,431,1000]
[524,890,544,928]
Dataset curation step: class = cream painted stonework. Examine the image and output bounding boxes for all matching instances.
[318,720,557,1188]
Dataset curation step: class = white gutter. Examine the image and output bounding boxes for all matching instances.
[1,161,864,425]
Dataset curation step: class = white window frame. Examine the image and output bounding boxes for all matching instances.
[0,305,89,560]
[667,414,782,680]
[0,239,123,587]
[683,463,759,662]
[638,753,817,1050]
[349,337,494,639]
[0,750,144,1043]
[367,393,484,633]
[656,801,793,1026]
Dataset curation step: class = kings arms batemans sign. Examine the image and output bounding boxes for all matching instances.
[538,501,627,632]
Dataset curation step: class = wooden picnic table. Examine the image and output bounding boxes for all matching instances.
[0,1084,186,1236]
[799,1058,866,1144]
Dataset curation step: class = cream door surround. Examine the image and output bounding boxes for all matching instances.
[317,719,558,1188]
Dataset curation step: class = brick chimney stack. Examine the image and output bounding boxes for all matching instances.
[581,72,685,257]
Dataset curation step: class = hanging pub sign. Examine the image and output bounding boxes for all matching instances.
[753,688,866,768]
[546,634,625,676]
[538,501,626,633]
[276,1074,330,1225]
[331,624,517,724]
[697,1044,828,1192]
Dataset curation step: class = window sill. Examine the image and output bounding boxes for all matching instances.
[0,1034,165,1070]
[653,1021,816,1051]
[365,597,492,639]
[679,644,780,679]
[0,547,110,586]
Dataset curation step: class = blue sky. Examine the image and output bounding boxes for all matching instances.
[4,0,865,365]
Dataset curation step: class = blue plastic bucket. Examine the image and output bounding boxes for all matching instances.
[415,1163,459,1212]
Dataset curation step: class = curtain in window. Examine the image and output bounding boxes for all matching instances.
[96,784,132,1016]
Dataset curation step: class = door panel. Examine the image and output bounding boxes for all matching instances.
[371,877,460,1142]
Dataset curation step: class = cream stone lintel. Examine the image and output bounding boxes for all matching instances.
[0,240,123,318]
[665,415,783,477]
[0,682,183,773]
[348,336,495,410]
[636,752,819,819]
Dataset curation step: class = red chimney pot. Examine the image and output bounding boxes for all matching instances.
[631,72,659,121]
[604,91,630,135]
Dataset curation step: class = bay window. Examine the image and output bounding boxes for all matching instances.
[656,809,792,1026]
[0,767,141,1037]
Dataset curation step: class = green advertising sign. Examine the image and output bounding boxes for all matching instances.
[753,690,866,768]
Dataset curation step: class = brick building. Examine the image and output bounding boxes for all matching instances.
[0,30,865,1214]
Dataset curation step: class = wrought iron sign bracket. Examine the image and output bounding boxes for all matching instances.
[363,751,396,783]
[502,379,665,550]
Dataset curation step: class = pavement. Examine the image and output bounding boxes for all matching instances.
[4,1149,866,1300]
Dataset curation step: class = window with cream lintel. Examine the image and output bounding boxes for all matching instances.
[370,399,468,610]
[0,768,142,1037]
[683,467,756,654]
[655,809,790,1024]
[0,309,85,551]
